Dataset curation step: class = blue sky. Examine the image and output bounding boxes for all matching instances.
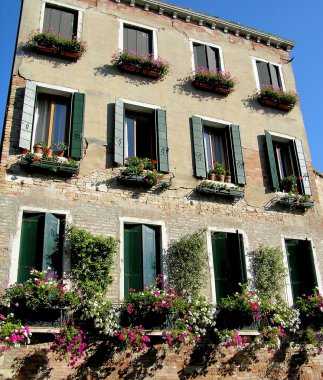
[1,0,322,171]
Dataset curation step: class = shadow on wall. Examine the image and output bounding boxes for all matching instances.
[8,87,25,157]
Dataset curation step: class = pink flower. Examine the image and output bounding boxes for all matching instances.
[0,314,5,319]
[17,283,23,287]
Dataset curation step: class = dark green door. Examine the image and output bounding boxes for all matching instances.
[124,224,160,298]
[18,213,45,282]
[212,232,247,301]
[286,239,318,303]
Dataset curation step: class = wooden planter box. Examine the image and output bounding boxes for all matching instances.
[33,45,82,61]
[20,158,79,176]
[118,173,151,187]
[258,97,294,111]
[217,310,260,331]
[118,62,161,79]
[12,307,72,328]
[193,80,232,95]
[278,199,314,209]
[197,185,244,198]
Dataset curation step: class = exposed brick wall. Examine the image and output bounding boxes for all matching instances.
[0,341,322,379]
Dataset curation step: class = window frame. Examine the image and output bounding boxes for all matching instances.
[192,114,246,185]
[19,80,85,159]
[9,207,71,285]
[119,217,168,301]
[207,227,250,304]
[281,235,322,306]
[40,0,84,40]
[189,38,225,73]
[118,19,158,59]
[251,56,286,91]
[265,130,312,195]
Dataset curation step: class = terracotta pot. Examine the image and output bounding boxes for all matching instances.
[55,150,65,157]
[193,80,231,95]
[59,50,81,60]
[217,174,225,182]
[33,145,43,154]
[208,173,215,181]
[225,175,231,183]
[44,149,52,156]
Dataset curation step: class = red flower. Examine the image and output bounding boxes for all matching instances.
[33,157,40,161]
[213,160,217,163]
[22,148,28,154]
[151,159,157,164]
[298,176,303,180]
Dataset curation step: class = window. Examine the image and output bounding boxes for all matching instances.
[255,59,282,89]
[124,224,161,298]
[265,130,312,195]
[193,42,221,71]
[285,239,318,303]
[192,116,246,184]
[43,3,78,39]
[211,231,247,301]
[114,99,169,172]
[123,24,152,56]
[17,212,65,282]
[19,80,85,159]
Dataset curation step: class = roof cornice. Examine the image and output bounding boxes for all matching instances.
[115,0,295,51]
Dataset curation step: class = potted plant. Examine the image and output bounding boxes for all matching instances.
[212,161,226,181]
[51,142,68,157]
[112,50,171,79]
[33,142,45,154]
[56,37,86,60]
[225,170,231,183]
[208,168,216,181]
[256,85,298,111]
[192,67,236,95]
[281,175,298,192]
[28,32,58,55]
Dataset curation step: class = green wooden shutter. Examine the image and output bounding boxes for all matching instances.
[212,232,230,301]
[124,224,143,299]
[142,225,158,289]
[286,239,318,303]
[256,61,271,87]
[237,232,247,284]
[265,130,279,190]
[229,125,246,185]
[114,99,124,165]
[156,109,169,172]
[19,81,37,150]
[18,213,45,283]
[42,214,61,272]
[70,92,85,159]
[192,116,206,178]
[293,139,312,196]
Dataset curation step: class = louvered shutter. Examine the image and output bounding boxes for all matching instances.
[124,224,143,299]
[212,232,231,301]
[193,44,208,69]
[114,99,124,164]
[294,139,312,196]
[19,81,37,150]
[256,61,271,87]
[156,109,169,172]
[70,92,85,159]
[265,130,279,190]
[269,63,280,89]
[42,213,61,273]
[206,45,218,71]
[192,116,206,178]
[229,125,246,185]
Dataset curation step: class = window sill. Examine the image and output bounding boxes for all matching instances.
[193,80,232,95]
[118,172,171,189]
[20,157,79,176]
[197,181,244,198]
[258,97,294,111]
[33,45,82,61]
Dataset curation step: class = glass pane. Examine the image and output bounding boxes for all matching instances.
[126,115,135,158]
[204,131,212,170]
[34,95,51,144]
[51,101,68,145]
[135,113,156,160]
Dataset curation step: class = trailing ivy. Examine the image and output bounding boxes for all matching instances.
[165,230,207,298]
[248,245,288,299]
[67,226,117,300]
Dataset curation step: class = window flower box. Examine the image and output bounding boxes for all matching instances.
[277,193,314,209]
[112,49,171,79]
[27,32,86,61]
[191,67,236,95]
[20,154,79,175]
[197,181,244,198]
[256,85,298,111]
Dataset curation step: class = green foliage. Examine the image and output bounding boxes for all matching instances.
[295,289,323,330]
[67,226,117,300]
[248,245,288,299]
[165,230,208,298]
[258,86,298,107]
[29,32,85,55]
[193,67,236,90]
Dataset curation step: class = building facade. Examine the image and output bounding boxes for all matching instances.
[1,0,322,308]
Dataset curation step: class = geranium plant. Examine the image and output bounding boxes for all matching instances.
[0,314,31,352]
[50,323,87,366]
[3,268,80,311]
[112,49,171,79]
[257,85,298,110]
